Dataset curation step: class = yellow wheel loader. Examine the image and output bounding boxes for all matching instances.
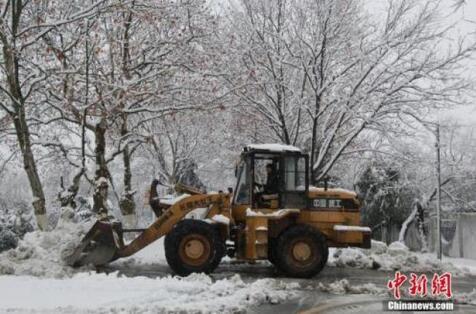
[66,144,371,278]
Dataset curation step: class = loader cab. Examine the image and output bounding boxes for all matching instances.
[233,144,309,211]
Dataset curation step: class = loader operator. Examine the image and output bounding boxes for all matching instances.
[255,163,279,206]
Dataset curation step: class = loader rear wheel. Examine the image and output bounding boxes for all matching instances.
[275,225,328,278]
[165,220,225,276]
[268,238,277,265]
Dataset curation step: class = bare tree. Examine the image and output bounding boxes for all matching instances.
[33,0,221,225]
[0,0,107,229]
[222,0,304,145]
[222,0,476,184]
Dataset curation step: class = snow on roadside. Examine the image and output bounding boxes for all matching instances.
[328,240,473,276]
[0,211,94,278]
[443,256,476,275]
[0,272,299,313]
[455,289,476,305]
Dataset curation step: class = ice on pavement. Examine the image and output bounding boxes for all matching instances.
[319,280,476,304]
[0,211,94,278]
[328,240,473,276]
[318,279,387,296]
[0,272,298,313]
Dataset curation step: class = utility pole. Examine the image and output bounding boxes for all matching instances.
[435,123,442,260]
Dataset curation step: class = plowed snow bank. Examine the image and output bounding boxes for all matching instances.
[329,240,471,276]
[0,272,298,313]
[0,214,93,278]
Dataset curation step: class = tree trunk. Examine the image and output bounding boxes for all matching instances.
[119,117,137,228]
[92,118,110,216]
[12,110,47,230]
[2,22,47,229]
[58,173,81,208]
[310,116,318,183]
[58,169,84,221]
[117,6,137,227]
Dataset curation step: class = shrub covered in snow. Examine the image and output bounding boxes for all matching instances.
[0,229,18,252]
[0,202,34,253]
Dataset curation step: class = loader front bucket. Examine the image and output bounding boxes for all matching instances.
[65,220,121,267]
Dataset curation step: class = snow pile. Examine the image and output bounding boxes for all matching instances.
[329,240,470,276]
[318,279,387,296]
[455,289,476,305]
[329,247,377,269]
[387,241,408,256]
[0,272,298,313]
[0,213,93,278]
[443,256,476,275]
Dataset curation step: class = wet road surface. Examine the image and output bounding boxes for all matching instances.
[100,260,476,313]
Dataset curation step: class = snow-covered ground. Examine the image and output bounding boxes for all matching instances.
[1,219,476,313]
[443,256,476,275]
[0,272,298,313]
[0,223,298,313]
[115,236,167,266]
[328,240,476,277]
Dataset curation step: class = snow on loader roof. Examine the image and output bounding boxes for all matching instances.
[246,143,301,152]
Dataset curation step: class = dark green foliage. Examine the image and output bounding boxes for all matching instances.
[356,163,416,240]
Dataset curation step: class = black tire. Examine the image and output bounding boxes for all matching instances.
[165,219,225,276]
[274,225,328,278]
[322,244,329,268]
[268,238,277,265]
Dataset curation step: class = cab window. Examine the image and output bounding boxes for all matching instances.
[284,156,306,191]
[234,160,250,204]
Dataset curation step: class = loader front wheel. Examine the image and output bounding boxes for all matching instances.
[275,225,328,278]
[165,220,224,276]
